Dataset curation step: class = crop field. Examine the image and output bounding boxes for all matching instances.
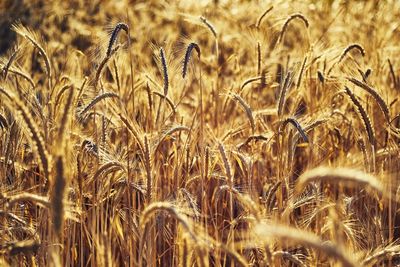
[0,0,399,266]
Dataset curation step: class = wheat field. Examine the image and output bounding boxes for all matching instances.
[0,0,399,266]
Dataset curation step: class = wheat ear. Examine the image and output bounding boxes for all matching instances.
[160,47,169,96]
[0,87,50,180]
[12,23,52,88]
[277,71,292,116]
[339,43,365,63]
[272,251,306,267]
[79,92,119,118]
[107,23,129,57]
[182,42,201,79]
[155,47,169,124]
[229,92,255,133]
[57,85,74,143]
[218,142,233,185]
[344,86,376,147]
[362,242,400,266]
[200,16,219,59]
[347,77,390,123]
[279,117,309,143]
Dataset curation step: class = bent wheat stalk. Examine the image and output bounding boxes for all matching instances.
[295,166,384,197]
[253,222,357,267]
[278,13,309,44]
[256,6,274,28]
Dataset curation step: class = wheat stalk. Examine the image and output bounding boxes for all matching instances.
[2,46,20,79]
[51,155,66,236]
[144,135,152,203]
[240,76,262,92]
[255,6,274,28]
[94,44,121,89]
